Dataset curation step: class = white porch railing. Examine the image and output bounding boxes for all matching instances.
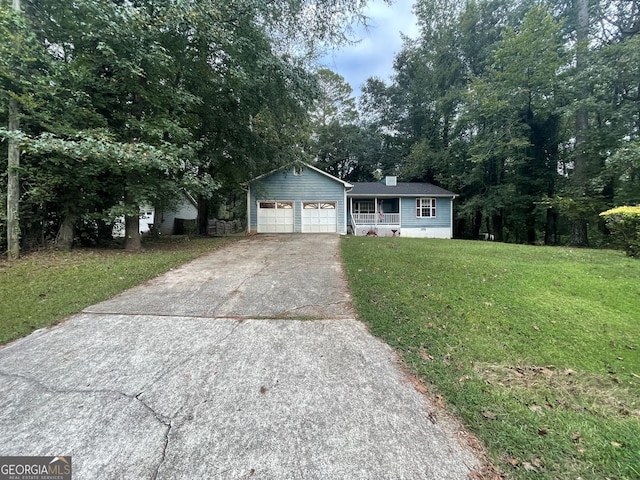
[352,213,400,225]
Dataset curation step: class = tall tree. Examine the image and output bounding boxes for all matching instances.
[4,0,22,260]
[569,0,591,246]
[309,69,370,180]
[467,6,566,243]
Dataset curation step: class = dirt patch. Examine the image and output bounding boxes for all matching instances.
[476,363,640,419]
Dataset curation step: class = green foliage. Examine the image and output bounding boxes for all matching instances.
[342,236,640,479]
[2,0,376,252]
[600,206,640,257]
[357,0,640,248]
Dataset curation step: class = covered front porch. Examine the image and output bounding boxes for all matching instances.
[348,197,401,236]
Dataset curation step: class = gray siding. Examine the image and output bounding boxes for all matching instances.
[400,197,452,229]
[249,166,346,233]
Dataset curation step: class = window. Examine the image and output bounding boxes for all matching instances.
[259,201,293,209]
[416,198,436,217]
[354,201,375,214]
[303,202,335,209]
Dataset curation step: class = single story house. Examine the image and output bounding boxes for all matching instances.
[244,163,457,238]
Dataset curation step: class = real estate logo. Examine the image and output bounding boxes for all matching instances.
[0,456,71,480]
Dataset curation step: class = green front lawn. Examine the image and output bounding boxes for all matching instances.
[0,236,237,345]
[341,236,640,479]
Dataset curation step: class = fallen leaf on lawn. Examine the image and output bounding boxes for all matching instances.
[538,428,548,436]
[529,405,543,414]
[611,441,622,448]
[484,302,493,307]
[532,458,543,468]
[507,457,519,468]
[533,325,540,331]
[539,367,554,377]
[577,447,585,454]
[522,461,538,472]
[419,349,434,361]
[571,432,581,442]
[458,375,471,384]
[482,410,497,420]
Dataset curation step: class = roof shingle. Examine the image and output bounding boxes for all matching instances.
[348,182,456,197]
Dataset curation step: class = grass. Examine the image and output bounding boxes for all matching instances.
[341,236,640,480]
[0,236,238,345]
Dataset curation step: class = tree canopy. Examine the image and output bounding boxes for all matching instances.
[3,0,639,252]
[1,0,377,253]
[351,0,640,245]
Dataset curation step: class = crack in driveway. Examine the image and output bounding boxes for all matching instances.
[0,235,482,479]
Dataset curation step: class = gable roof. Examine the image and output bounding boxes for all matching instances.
[348,182,456,197]
[245,162,353,188]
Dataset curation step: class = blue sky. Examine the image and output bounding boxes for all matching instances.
[319,0,420,98]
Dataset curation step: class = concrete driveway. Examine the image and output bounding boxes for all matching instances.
[0,235,480,479]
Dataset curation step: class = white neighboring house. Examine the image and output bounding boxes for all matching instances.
[112,192,198,237]
[112,205,155,238]
[156,192,198,235]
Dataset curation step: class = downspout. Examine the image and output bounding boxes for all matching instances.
[349,195,354,234]
[450,196,456,239]
[241,182,250,235]
[343,186,350,235]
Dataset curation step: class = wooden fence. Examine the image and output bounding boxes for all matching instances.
[207,219,244,235]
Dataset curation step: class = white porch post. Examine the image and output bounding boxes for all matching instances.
[374,196,378,227]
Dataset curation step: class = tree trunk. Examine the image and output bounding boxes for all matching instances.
[124,214,141,251]
[7,97,20,260]
[473,209,482,238]
[197,196,209,236]
[544,209,557,246]
[492,210,504,242]
[55,214,76,250]
[571,218,589,247]
[571,0,590,247]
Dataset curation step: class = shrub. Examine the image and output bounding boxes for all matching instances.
[599,206,640,257]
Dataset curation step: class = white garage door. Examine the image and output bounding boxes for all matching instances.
[302,202,337,233]
[257,201,294,233]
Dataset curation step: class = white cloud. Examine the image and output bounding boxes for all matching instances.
[320,0,419,97]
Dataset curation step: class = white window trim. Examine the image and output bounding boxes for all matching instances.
[354,200,375,214]
[416,198,437,218]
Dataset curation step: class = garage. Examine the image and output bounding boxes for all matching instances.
[257,201,294,233]
[302,202,337,233]
[245,163,351,235]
